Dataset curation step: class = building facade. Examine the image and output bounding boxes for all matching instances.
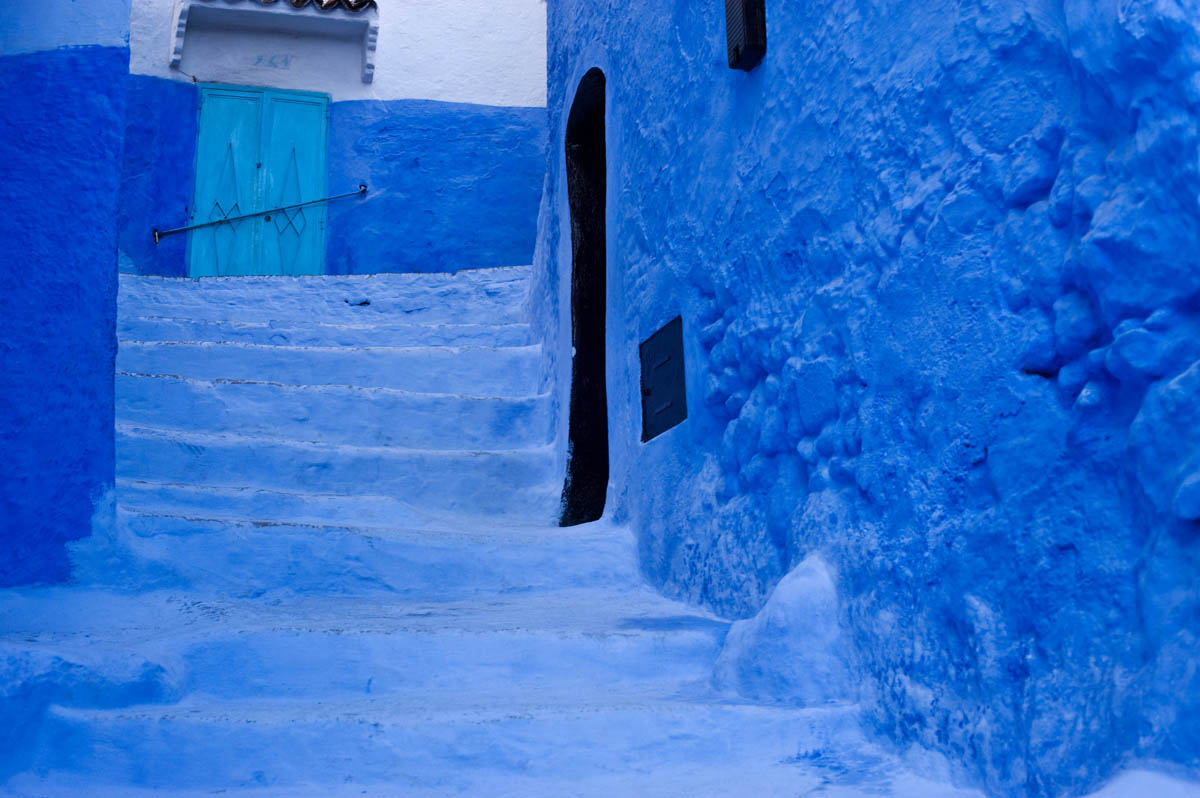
[534,0,1200,794]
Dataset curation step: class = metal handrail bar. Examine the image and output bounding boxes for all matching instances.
[153,184,368,244]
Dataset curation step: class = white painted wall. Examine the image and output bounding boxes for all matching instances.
[130,0,547,106]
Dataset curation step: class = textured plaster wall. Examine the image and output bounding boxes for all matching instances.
[119,75,198,278]
[534,0,1200,794]
[326,100,547,274]
[130,0,546,105]
[0,43,128,584]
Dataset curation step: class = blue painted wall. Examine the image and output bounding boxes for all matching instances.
[326,100,547,274]
[0,0,131,55]
[119,94,546,276]
[118,75,198,279]
[533,0,1200,794]
[0,45,127,586]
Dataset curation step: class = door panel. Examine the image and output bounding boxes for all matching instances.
[190,90,263,277]
[261,93,328,276]
[189,86,328,278]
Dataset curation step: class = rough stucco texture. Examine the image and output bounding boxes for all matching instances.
[534,1,1200,795]
[119,74,199,278]
[0,46,124,586]
[326,100,547,274]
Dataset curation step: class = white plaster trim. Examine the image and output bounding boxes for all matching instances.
[134,0,547,105]
[170,0,378,83]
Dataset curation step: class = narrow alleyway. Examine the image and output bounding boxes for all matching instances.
[0,268,1121,796]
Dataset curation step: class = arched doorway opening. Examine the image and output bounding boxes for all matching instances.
[560,68,608,527]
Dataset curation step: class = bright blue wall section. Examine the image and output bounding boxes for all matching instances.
[326,100,547,274]
[534,0,1200,794]
[118,75,198,279]
[0,46,127,586]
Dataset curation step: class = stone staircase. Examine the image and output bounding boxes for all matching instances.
[115,267,556,526]
[0,267,983,797]
[103,267,576,595]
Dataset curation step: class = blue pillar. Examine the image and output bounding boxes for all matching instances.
[0,0,131,585]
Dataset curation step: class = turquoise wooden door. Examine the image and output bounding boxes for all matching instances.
[189,85,328,277]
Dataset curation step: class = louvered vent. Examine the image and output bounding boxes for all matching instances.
[724,0,767,71]
[640,316,688,442]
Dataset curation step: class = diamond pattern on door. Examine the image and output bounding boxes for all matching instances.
[274,148,306,266]
[210,144,244,274]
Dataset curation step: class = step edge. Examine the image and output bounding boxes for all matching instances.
[115,372,552,403]
[118,341,542,355]
[118,265,534,284]
[116,423,559,458]
[118,316,533,331]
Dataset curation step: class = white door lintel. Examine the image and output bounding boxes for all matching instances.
[170,0,379,84]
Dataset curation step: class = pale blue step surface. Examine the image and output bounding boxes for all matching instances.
[117,374,553,450]
[13,588,725,701]
[118,267,533,326]
[113,478,513,531]
[116,424,559,515]
[1,577,866,795]
[118,317,534,348]
[117,341,542,397]
[89,486,634,597]
[28,698,866,794]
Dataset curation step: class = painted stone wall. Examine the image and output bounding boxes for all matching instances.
[326,100,547,274]
[119,75,198,278]
[0,1,131,585]
[533,0,1200,794]
[119,0,548,275]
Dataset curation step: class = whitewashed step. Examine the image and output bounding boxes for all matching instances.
[118,317,533,348]
[30,697,858,794]
[117,341,541,397]
[102,512,632,597]
[97,496,626,597]
[115,425,559,516]
[116,374,553,450]
[118,267,531,326]
[137,589,725,700]
[115,479,481,530]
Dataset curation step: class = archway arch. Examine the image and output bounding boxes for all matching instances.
[560,68,608,527]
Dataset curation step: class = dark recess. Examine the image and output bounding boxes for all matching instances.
[725,0,767,71]
[640,316,688,442]
[560,68,609,527]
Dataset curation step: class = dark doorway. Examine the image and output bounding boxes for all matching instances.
[560,68,608,527]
